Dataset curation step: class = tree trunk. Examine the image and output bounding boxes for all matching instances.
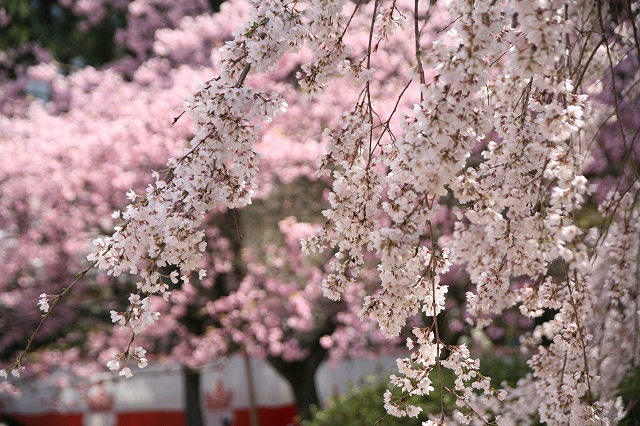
[267,343,328,421]
[184,367,204,426]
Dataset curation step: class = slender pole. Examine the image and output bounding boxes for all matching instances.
[242,351,260,426]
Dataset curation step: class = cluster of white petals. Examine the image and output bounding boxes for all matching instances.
[41,0,637,423]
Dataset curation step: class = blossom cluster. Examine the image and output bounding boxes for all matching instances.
[89,0,639,422]
[2,0,639,424]
[85,0,379,379]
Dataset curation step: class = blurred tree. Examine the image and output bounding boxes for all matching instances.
[1,0,124,74]
[3,0,640,424]
[0,1,417,423]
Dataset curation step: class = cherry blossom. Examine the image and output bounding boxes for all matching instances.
[2,0,640,424]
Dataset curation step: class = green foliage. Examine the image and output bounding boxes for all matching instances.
[303,370,457,426]
[479,352,530,388]
[619,367,640,425]
[0,0,125,72]
[302,354,640,426]
[304,354,535,426]
[1,0,31,47]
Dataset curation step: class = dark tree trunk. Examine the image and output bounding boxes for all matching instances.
[267,343,328,421]
[184,367,204,426]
